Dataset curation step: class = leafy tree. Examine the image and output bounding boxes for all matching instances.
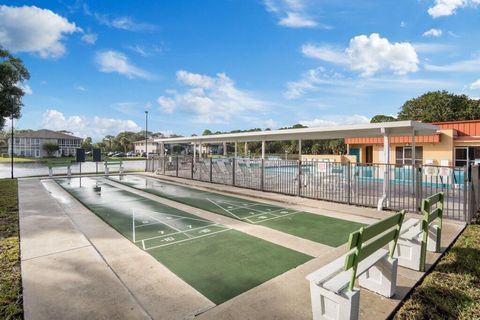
[202,129,212,136]
[397,91,480,122]
[370,115,397,123]
[81,137,93,150]
[42,142,60,157]
[0,47,30,130]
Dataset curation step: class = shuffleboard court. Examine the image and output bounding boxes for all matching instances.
[108,175,366,247]
[55,177,312,304]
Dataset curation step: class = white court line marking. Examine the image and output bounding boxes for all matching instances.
[137,211,184,233]
[135,208,212,224]
[135,223,221,243]
[246,211,301,224]
[206,198,243,220]
[144,228,231,250]
[135,217,185,228]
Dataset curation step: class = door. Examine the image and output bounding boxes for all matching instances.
[365,146,373,164]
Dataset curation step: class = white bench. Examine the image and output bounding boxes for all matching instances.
[306,211,406,320]
[394,192,443,271]
[104,160,124,175]
[47,160,72,177]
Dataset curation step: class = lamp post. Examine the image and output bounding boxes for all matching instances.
[145,110,149,171]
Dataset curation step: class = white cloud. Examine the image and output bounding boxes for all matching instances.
[428,0,480,18]
[75,85,86,91]
[285,67,343,99]
[470,79,480,89]
[301,44,349,64]
[300,115,370,127]
[95,50,152,79]
[400,21,407,28]
[425,57,480,72]
[18,84,32,95]
[303,34,419,76]
[412,42,452,53]
[81,33,97,44]
[42,109,141,140]
[264,0,319,28]
[0,5,80,58]
[423,28,443,37]
[92,12,156,31]
[157,70,267,123]
[279,12,317,28]
[284,67,454,99]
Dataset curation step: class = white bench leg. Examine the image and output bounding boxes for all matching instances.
[67,167,71,177]
[49,168,53,177]
[395,238,422,271]
[427,225,440,252]
[358,256,397,298]
[309,283,360,320]
[119,167,124,175]
[105,167,109,175]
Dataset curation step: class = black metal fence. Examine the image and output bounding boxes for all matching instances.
[147,156,479,222]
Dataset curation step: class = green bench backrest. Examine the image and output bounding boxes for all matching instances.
[47,160,72,169]
[104,160,123,166]
[420,192,444,271]
[344,210,406,291]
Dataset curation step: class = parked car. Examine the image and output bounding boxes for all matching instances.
[113,152,125,157]
[107,152,115,157]
[85,151,92,156]
[126,151,136,157]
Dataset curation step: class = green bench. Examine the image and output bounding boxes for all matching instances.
[104,160,124,175]
[307,210,406,320]
[395,192,444,271]
[47,159,72,177]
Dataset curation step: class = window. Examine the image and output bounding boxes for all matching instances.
[395,146,423,166]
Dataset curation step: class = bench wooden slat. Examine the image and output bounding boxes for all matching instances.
[361,213,403,242]
[428,207,442,223]
[358,229,398,262]
[324,249,388,293]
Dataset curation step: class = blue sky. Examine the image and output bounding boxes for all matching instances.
[1,0,480,140]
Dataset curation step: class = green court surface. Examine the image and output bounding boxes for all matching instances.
[55,177,312,304]
[108,175,365,247]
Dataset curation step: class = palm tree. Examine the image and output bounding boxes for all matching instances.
[119,136,130,153]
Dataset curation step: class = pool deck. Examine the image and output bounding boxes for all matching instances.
[19,176,466,320]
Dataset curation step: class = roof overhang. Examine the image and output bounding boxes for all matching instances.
[154,121,439,144]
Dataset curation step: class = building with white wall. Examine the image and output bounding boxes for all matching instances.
[8,129,82,157]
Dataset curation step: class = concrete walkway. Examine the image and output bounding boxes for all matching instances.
[19,179,214,320]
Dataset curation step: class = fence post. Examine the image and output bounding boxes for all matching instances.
[347,162,351,205]
[261,158,264,191]
[464,165,469,222]
[232,157,236,186]
[176,156,179,177]
[297,160,302,196]
[191,156,194,179]
[209,157,213,182]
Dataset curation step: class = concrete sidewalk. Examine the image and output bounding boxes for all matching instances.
[19,179,213,320]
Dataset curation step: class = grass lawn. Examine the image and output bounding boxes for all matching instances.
[395,222,480,320]
[0,179,22,319]
[0,157,36,163]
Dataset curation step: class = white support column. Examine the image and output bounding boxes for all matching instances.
[160,143,165,156]
[234,141,238,158]
[193,143,196,161]
[223,142,227,156]
[244,142,248,157]
[378,128,390,210]
[298,139,302,160]
[261,140,266,160]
